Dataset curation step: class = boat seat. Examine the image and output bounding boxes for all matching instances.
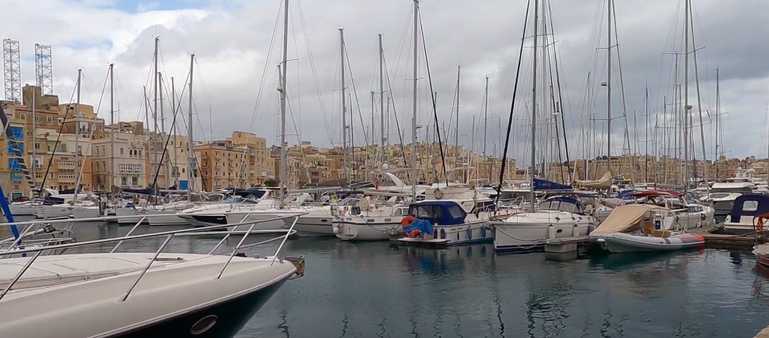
[642,221,672,238]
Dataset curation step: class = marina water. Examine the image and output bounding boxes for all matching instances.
[29,224,769,338]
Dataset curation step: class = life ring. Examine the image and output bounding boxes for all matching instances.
[330,194,339,201]
[754,213,769,232]
[434,188,444,199]
[401,215,416,227]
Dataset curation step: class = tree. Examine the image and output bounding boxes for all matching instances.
[264,179,278,187]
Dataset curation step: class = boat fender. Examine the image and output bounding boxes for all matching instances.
[547,225,556,240]
[332,225,341,234]
[434,188,444,199]
[701,214,706,220]
[572,224,579,237]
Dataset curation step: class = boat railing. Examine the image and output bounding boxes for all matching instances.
[0,212,305,302]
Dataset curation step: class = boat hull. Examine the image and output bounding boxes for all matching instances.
[493,222,591,253]
[333,219,400,241]
[601,233,704,253]
[35,205,71,219]
[397,220,493,246]
[115,208,149,225]
[290,216,334,237]
[0,253,297,338]
[110,276,288,338]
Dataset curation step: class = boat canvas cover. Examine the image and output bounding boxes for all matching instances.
[592,205,661,234]
[574,171,612,190]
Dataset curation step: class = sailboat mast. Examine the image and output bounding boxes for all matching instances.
[279,0,289,206]
[530,0,538,212]
[683,0,690,190]
[75,68,81,197]
[454,65,460,173]
[714,68,719,179]
[159,72,170,188]
[153,37,159,197]
[187,54,195,194]
[606,0,612,174]
[483,76,489,180]
[378,34,386,168]
[644,85,649,183]
[109,63,115,191]
[171,77,178,188]
[411,0,419,200]
[339,28,348,186]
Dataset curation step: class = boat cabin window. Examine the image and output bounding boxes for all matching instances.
[538,199,579,213]
[396,207,410,216]
[410,205,444,219]
[743,200,759,212]
[710,187,753,194]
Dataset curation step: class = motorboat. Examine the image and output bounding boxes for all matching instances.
[721,194,769,235]
[394,185,495,246]
[332,195,409,241]
[589,204,703,253]
[624,190,714,229]
[491,190,598,253]
[0,216,305,338]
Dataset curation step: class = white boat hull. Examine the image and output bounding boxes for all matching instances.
[333,218,401,241]
[35,205,71,219]
[493,221,591,253]
[398,220,493,246]
[7,203,36,217]
[600,233,705,253]
[0,253,297,338]
[147,209,189,226]
[115,207,149,225]
[292,215,334,237]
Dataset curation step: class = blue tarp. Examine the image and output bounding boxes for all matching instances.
[403,219,434,238]
[533,178,573,191]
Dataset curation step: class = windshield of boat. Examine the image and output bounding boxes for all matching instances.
[537,198,579,213]
[227,197,259,204]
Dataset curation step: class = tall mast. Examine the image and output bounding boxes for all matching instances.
[143,86,150,188]
[75,68,81,197]
[31,85,36,189]
[109,63,115,191]
[171,77,178,188]
[483,75,489,179]
[339,28,348,186]
[378,33,386,168]
[683,0,690,189]
[187,54,195,194]
[278,0,289,206]
[411,0,419,200]
[159,72,170,188]
[530,0,538,212]
[714,68,719,179]
[644,84,649,183]
[153,36,159,197]
[606,0,612,174]
[454,65,460,175]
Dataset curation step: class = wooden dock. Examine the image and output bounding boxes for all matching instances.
[690,226,761,250]
[754,326,769,338]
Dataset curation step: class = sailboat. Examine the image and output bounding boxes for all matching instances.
[491,0,597,253]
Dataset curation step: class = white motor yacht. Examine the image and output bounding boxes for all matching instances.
[491,194,597,253]
[0,220,305,338]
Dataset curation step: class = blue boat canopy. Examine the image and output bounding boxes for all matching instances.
[533,178,572,191]
[408,201,467,225]
[730,194,769,223]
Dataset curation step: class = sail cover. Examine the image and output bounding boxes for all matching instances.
[574,171,613,190]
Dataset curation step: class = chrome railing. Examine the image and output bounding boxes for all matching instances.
[0,213,306,302]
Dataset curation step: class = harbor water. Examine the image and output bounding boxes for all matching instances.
[31,224,769,337]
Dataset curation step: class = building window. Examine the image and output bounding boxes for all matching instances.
[131,177,138,186]
[77,146,82,155]
[121,177,127,185]
[47,116,53,123]
[19,113,25,120]
[120,148,124,155]
[34,115,39,122]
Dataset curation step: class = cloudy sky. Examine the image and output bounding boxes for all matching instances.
[3,0,768,166]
